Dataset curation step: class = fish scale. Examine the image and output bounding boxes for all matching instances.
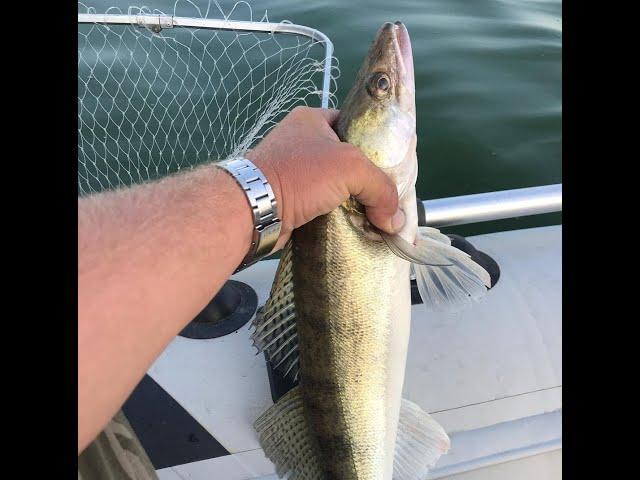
[292,205,401,480]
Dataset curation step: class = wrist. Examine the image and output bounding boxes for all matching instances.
[244,151,291,243]
[215,157,282,271]
[214,167,255,248]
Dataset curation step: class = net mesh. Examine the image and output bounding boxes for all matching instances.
[78,0,338,196]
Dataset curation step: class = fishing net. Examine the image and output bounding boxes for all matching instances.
[77,0,338,196]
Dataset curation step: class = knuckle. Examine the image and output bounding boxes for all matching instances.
[343,143,365,162]
[381,179,399,209]
[290,105,310,117]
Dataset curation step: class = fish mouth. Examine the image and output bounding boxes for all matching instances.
[370,21,415,96]
[393,21,414,87]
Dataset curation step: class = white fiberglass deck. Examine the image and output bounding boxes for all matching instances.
[148,225,562,480]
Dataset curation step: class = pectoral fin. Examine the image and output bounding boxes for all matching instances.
[382,226,491,311]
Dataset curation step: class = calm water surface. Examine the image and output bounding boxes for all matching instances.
[81,0,562,235]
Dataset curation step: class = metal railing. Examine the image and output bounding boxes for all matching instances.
[422,184,562,227]
[77,13,334,108]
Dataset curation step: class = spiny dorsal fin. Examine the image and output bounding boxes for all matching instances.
[251,240,300,381]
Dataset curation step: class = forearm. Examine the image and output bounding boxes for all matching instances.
[78,164,253,452]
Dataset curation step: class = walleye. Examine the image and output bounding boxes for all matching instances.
[252,22,491,480]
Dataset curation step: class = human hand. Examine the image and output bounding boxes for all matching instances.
[245,106,405,251]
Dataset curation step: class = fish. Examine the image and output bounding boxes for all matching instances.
[251,21,491,480]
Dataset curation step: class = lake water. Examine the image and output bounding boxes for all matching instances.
[79,0,561,236]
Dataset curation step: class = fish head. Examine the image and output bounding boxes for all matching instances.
[336,21,417,200]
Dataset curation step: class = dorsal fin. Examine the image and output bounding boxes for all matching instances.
[251,240,300,381]
[254,386,322,480]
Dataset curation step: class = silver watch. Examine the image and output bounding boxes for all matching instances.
[216,157,281,272]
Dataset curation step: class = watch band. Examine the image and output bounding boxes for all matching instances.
[216,157,281,272]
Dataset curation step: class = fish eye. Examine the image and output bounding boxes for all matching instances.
[368,72,392,98]
[377,75,390,91]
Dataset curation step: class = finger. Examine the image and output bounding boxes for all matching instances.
[343,146,403,234]
[315,108,341,126]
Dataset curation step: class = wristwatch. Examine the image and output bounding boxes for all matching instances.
[215,157,281,273]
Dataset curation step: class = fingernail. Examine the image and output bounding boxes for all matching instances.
[391,209,405,233]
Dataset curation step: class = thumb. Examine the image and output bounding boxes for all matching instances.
[344,146,404,234]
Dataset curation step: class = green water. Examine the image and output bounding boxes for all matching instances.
[80,0,561,236]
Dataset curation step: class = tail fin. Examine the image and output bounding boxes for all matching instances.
[383,227,491,311]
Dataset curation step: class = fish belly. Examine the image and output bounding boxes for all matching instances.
[292,207,411,480]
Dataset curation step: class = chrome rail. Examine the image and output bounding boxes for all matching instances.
[422,184,562,227]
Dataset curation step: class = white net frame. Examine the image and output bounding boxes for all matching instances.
[78,1,339,196]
